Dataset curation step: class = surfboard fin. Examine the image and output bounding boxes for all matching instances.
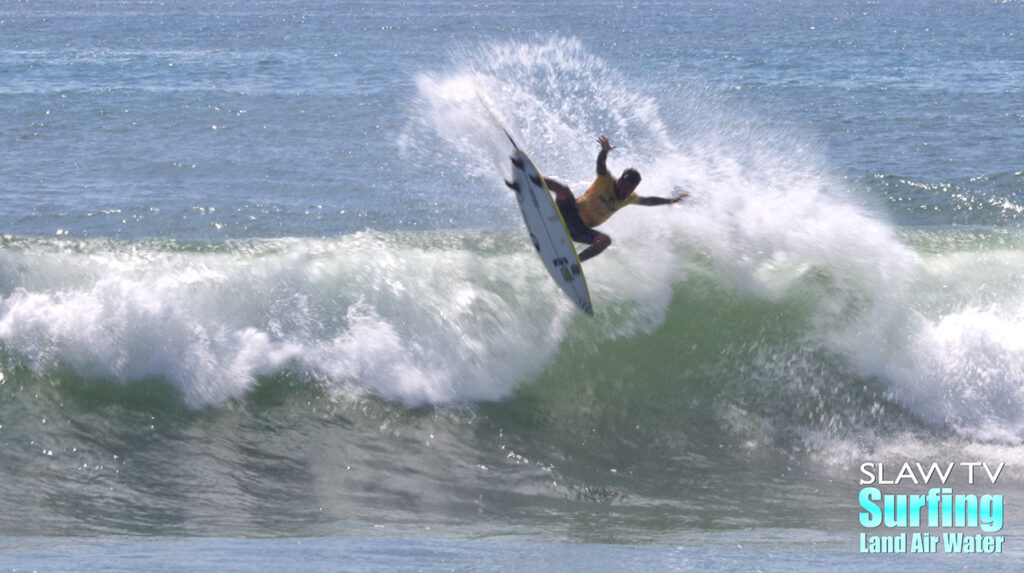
[505,180,520,192]
[510,156,525,170]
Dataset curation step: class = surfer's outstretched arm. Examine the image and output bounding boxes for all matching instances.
[596,136,615,176]
[637,191,689,206]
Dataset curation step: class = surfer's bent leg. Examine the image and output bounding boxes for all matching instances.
[543,177,575,204]
[577,232,610,262]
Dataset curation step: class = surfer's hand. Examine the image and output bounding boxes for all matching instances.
[671,191,689,203]
[597,136,615,151]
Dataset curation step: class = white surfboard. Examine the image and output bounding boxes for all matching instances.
[506,148,593,315]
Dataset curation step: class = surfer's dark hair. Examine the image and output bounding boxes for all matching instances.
[621,168,642,186]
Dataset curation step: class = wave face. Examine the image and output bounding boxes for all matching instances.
[2,37,1024,539]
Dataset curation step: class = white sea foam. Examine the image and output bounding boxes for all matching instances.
[0,235,573,407]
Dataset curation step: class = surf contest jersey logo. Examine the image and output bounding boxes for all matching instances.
[577,174,639,228]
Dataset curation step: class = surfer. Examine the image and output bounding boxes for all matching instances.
[543,136,688,262]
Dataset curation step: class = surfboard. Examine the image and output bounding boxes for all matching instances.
[475,92,591,314]
[505,148,593,315]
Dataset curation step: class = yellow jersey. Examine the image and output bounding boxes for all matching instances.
[577,174,639,228]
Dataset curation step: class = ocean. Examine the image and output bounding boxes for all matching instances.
[2,0,1023,570]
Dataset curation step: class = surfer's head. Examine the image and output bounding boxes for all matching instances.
[618,168,642,193]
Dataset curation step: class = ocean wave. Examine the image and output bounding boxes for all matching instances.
[1,226,1022,446]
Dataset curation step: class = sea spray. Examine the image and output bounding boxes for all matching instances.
[404,38,1024,447]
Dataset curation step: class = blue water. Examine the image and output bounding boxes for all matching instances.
[3,0,1024,570]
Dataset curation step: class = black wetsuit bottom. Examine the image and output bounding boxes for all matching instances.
[556,197,599,244]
